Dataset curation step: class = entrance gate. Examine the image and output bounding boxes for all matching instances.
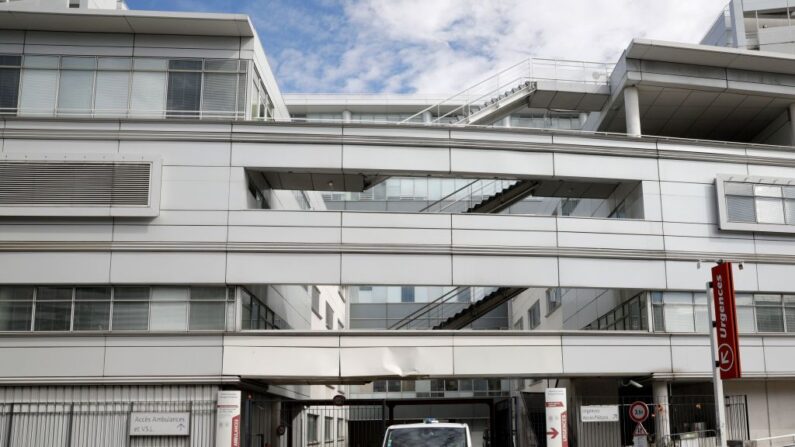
[247,398,506,447]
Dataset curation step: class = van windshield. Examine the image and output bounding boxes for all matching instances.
[385,427,467,447]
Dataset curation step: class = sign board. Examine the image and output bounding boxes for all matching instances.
[580,405,619,422]
[130,412,189,436]
[633,422,648,437]
[628,401,648,423]
[545,388,568,447]
[215,390,242,447]
[711,262,741,380]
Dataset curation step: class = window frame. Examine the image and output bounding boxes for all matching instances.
[716,175,795,233]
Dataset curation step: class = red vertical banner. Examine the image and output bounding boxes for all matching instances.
[711,262,742,380]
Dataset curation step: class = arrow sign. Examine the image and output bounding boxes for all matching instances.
[711,263,741,380]
[547,427,559,439]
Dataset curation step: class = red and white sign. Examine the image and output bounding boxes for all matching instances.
[711,262,742,380]
[215,390,242,447]
[628,401,648,423]
[633,422,648,437]
[545,388,568,447]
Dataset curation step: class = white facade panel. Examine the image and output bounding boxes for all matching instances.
[449,148,554,177]
[0,252,111,284]
[659,182,717,224]
[451,229,557,247]
[231,142,342,171]
[112,225,228,243]
[558,258,667,289]
[341,254,452,285]
[658,159,748,183]
[110,252,227,284]
[342,144,450,175]
[226,253,341,284]
[159,166,230,211]
[665,261,759,291]
[103,346,223,376]
[451,256,558,287]
[561,335,672,375]
[119,140,231,167]
[553,153,659,180]
[756,264,795,292]
[0,224,112,241]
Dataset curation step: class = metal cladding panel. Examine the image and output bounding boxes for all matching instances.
[0,156,161,217]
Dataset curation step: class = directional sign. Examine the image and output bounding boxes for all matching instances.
[711,262,741,380]
[628,401,649,423]
[545,388,568,447]
[130,412,189,436]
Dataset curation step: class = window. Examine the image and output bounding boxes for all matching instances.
[149,287,188,331]
[400,286,414,303]
[513,317,524,330]
[57,57,95,116]
[166,60,201,118]
[95,57,131,117]
[20,56,59,116]
[112,287,150,331]
[241,288,282,330]
[68,0,79,7]
[545,288,562,315]
[311,287,321,317]
[528,301,541,329]
[337,418,344,440]
[324,416,333,443]
[325,302,334,329]
[202,60,240,118]
[293,190,311,210]
[307,414,319,443]
[720,177,795,232]
[189,287,227,330]
[0,55,20,115]
[73,287,110,331]
[131,58,167,118]
[755,294,785,332]
[34,287,72,331]
[0,287,33,331]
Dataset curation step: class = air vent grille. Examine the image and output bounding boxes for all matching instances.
[0,162,151,207]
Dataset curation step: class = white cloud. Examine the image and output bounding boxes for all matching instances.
[272,0,728,93]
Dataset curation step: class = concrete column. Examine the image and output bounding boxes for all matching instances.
[422,110,433,124]
[653,381,671,444]
[624,86,642,137]
[789,103,795,145]
[342,110,352,123]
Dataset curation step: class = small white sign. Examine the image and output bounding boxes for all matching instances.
[130,412,190,436]
[580,405,619,422]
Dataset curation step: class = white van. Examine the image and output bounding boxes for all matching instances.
[382,421,472,447]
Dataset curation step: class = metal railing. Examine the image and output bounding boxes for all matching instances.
[401,57,613,125]
[418,179,516,213]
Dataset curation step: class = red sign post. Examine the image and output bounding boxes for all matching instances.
[711,262,741,380]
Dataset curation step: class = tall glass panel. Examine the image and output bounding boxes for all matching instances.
[94,71,130,117]
[149,287,188,331]
[202,72,237,118]
[130,59,166,118]
[188,287,226,330]
[166,71,201,117]
[57,57,95,116]
[0,55,21,114]
[0,286,33,331]
[20,56,59,116]
[73,286,110,331]
[34,286,72,331]
[755,294,784,332]
[112,287,150,331]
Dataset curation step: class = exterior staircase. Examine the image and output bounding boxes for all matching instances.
[419,179,538,214]
[434,287,526,330]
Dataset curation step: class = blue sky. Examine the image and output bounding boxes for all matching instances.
[127,0,727,94]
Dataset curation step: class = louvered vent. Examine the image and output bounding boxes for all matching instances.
[0,162,151,207]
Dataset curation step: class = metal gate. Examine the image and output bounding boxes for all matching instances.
[253,397,501,447]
